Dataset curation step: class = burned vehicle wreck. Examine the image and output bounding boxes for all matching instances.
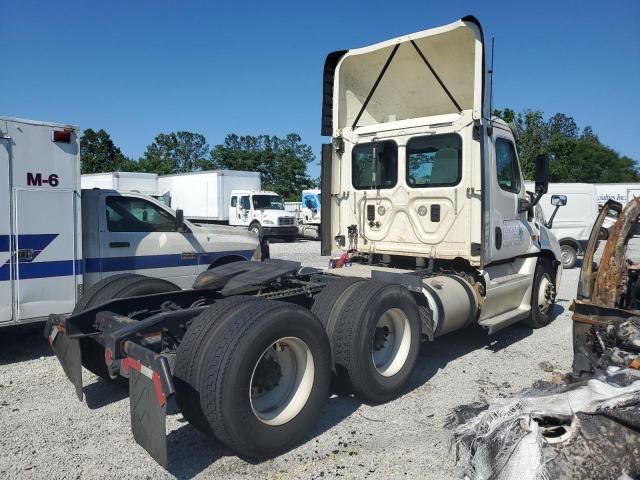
[449,198,640,480]
[573,198,640,377]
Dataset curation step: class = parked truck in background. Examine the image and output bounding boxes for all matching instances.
[158,171,298,241]
[157,170,260,222]
[229,189,298,241]
[0,116,261,327]
[525,182,598,268]
[48,17,564,469]
[298,189,322,239]
[81,172,161,198]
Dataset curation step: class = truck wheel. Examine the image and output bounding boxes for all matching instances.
[73,274,180,380]
[331,281,421,403]
[249,223,262,238]
[524,263,557,329]
[198,300,331,459]
[173,296,260,434]
[560,244,577,269]
[311,277,365,329]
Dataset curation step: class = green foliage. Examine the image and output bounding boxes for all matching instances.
[209,133,316,200]
[139,132,209,175]
[493,109,639,183]
[80,128,134,174]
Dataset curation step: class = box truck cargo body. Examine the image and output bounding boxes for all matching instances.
[0,117,260,326]
[158,170,260,222]
[81,172,159,196]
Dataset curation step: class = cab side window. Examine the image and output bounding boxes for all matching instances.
[230,196,237,207]
[495,138,521,193]
[106,196,179,232]
[240,196,251,210]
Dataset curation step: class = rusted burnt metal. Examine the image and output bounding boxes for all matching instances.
[591,197,640,307]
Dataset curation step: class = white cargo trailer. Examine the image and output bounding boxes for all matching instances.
[81,172,159,196]
[0,117,260,326]
[158,170,260,222]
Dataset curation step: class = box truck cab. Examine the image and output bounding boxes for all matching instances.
[301,189,321,225]
[0,117,260,326]
[229,190,298,241]
[525,182,598,268]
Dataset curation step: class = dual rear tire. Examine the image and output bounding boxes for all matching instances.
[312,279,422,404]
[174,298,331,459]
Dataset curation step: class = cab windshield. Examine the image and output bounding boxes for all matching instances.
[252,195,284,210]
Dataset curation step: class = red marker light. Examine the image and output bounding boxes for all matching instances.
[52,130,72,143]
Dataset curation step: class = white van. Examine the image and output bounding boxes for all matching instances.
[527,182,598,268]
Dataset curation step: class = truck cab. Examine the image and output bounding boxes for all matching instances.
[320,16,563,333]
[81,189,260,290]
[301,189,321,226]
[228,190,298,241]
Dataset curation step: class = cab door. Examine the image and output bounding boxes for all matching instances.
[95,193,200,289]
[237,195,251,226]
[485,130,532,264]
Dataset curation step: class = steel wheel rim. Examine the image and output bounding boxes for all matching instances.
[249,337,315,426]
[537,274,553,314]
[560,246,573,265]
[251,226,260,235]
[371,308,412,377]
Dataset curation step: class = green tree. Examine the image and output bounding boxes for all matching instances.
[139,131,209,174]
[493,108,639,183]
[209,133,315,200]
[80,128,134,174]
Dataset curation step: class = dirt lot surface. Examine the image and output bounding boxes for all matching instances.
[0,239,578,479]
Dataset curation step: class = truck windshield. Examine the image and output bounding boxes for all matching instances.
[352,140,398,190]
[253,195,284,210]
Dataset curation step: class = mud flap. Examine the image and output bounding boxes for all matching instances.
[129,368,168,468]
[48,324,83,401]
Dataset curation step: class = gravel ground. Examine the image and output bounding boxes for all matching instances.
[0,239,578,480]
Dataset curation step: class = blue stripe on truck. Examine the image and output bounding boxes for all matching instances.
[0,243,254,281]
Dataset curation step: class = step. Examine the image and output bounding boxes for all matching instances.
[478,307,531,334]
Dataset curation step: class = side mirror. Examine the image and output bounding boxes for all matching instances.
[551,194,567,207]
[175,209,185,231]
[532,154,549,205]
[545,195,566,229]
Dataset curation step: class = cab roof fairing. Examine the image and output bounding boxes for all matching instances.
[321,16,486,138]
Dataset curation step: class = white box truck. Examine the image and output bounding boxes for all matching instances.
[48,17,565,469]
[159,171,299,241]
[0,117,261,326]
[81,172,160,197]
[157,170,260,222]
[525,182,599,268]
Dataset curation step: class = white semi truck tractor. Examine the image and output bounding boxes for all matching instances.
[48,16,563,468]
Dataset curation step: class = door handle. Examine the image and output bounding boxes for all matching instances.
[109,242,130,248]
[181,251,197,260]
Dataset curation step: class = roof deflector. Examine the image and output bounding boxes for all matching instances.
[323,16,484,135]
